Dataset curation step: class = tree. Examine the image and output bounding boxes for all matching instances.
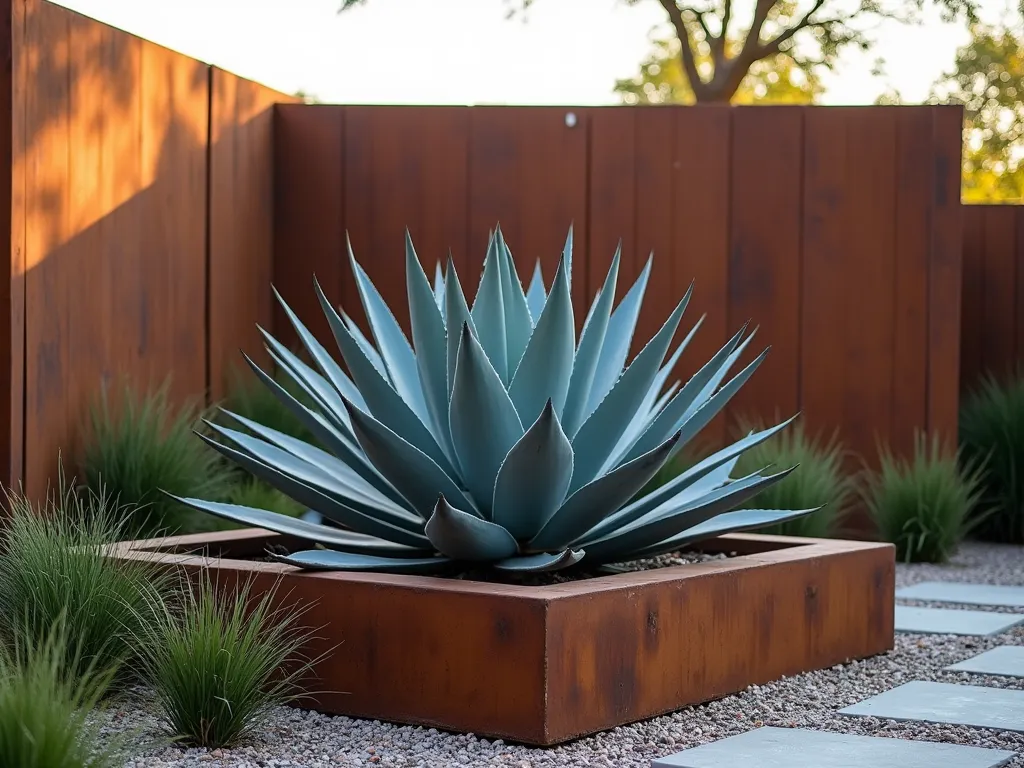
[931,20,1024,202]
[339,0,978,104]
[615,18,823,104]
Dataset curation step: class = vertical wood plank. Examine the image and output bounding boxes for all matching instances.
[341,106,470,334]
[4,0,23,493]
[1016,209,1024,370]
[980,206,1017,379]
[727,107,803,430]
[959,206,985,392]
[272,104,344,350]
[672,106,731,452]
[209,67,297,400]
[800,107,849,453]
[587,108,635,309]
[927,106,964,443]
[843,108,897,462]
[467,107,589,317]
[893,109,935,456]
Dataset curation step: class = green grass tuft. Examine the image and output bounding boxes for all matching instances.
[734,419,854,538]
[133,575,321,749]
[865,433,985,563]
[959,370,1024,543]
[81,380,236,536]
[0,468,171,687]
[0,622,125,768]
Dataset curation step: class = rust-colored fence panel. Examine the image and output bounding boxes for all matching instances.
[5,0,294,497]
[273,104,962,467]
[961,204,1024,395]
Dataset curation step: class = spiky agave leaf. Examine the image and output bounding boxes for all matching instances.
[175,226,808,573]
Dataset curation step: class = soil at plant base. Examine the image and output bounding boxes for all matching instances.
[251,544,735,586]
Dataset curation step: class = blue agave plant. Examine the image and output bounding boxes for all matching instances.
[174,226,812,573]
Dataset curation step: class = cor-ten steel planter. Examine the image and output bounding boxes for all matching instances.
[109,528,895,745]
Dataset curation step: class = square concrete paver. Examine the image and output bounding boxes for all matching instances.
[650,726,1015,767]
[839,681,1024,733]
[947,646,1024,678]
[894,605,1024,636]
[897,582,1024,608]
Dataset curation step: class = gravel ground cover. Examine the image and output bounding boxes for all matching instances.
[111,541,1024,768]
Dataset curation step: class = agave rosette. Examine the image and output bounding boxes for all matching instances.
[173,226,812,573]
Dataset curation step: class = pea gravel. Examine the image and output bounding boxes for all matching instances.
[108,541,1024,768]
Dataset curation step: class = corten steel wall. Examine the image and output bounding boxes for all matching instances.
[961,204,1024,396]
[0,0,296,498]
[273,104,963,466]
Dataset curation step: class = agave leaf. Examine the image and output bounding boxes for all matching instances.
[168,496,435,557]
[205,420,423,529]
[569,291,690,493]
[587,417,797,540]
[339,308,389,380]
[258,326,353,434]
[526,261,546,323]
[683,328,759,426]
[561,224,574,292]
[582,467,796,563]
[198,434,433,546]
[271,288,366,411]
[241,353,407,506]
[433,261,445,309]
[508,254,575,425]
[621,507,821,561]
[491,400,574,539]
[346,236,429,418]
[561,245,621,438]
[449,324,525,516]
[425,496,519,561]
[471,234,508,382]
[316,279,458,478]
[529,432,680,551]
[405,232,457,460]
[494,549,584,573]
[636,315,703,420]
[444,256,480,396]
[614,324,752,466]
[584,255,654,419]
[273,549,453,573]
[342,398,478,517]
[495,227,534,376]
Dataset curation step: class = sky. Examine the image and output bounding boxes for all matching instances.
[54,0,1011,106]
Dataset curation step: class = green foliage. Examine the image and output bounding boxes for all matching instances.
[734,419,853,537]
[82,381,236,536]
[133,576,318,749]
[0,472,170,687]
[959,370,1024,542]
[0,623,124,768]
[221,363,319,446]
[865,434,984,563]
[931,17,1024,202]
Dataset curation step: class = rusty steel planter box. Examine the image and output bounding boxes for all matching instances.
[110,529,895,746]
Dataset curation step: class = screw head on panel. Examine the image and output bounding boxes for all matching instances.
[565,112,577,128]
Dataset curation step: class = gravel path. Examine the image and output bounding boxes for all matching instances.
[111,541,1024,768]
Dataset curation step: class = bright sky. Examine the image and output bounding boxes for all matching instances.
[54,0,1010,106]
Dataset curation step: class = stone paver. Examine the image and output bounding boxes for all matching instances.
[946,646,1024,678]
[839,681,1024,733]
[650,726,1015,767]
[897,582,1024,608]
[894,605,1024,636]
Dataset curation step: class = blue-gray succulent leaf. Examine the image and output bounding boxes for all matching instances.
[449,323,525,517]
[272,549,452,573]
[425,495,519,561]
[470,232,509,382]
[492,549,585,573]
[491,399,574,540]
[444,256,480,398]
[494,226,534,376]
[525,260,546,323]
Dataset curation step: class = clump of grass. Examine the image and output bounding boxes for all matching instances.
[133,575,320,749]
[865,433,985,563]
[0,622,125,768]
[227,477,305,519]
[82,380,236,536]
[734,419,854,538]
[0,468,170,687]
[220,362,319,446]
[959,370,1024,543]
